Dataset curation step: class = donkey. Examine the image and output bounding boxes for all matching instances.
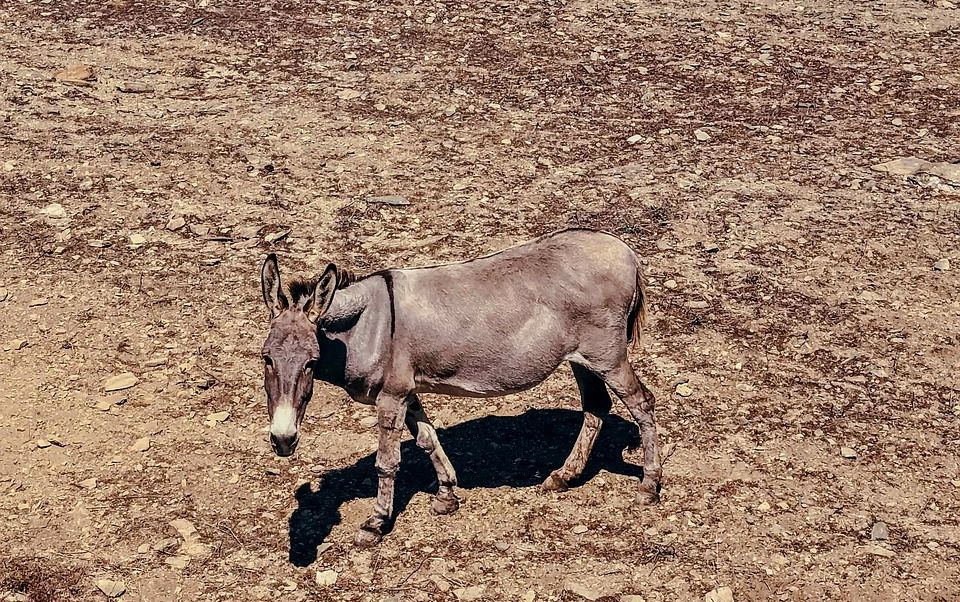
[259,228,662,546]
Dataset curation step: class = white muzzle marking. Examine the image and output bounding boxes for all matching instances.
[270,405,298,439]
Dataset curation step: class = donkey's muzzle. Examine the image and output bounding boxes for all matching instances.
[270,432,299,457]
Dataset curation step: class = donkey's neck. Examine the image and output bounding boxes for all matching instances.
[313,284,369,388]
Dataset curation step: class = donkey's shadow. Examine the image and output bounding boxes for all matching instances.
[288,408,643,566]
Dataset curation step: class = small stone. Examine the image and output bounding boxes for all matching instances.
[454,585,486,601]
[704,586,734,602]
[314,570,338,587]
[864,545,895,558]
[95,579,126,598]
[54,64,95,84]
[131,436,151,452]
[627,134,643,144]
[675,383,694,397]
[359,416,378,428]
[165,555,191,569]
[129,233,147,247]
[336,88,361,100]
[703,242,720,253]
[663,279,678,289]
[40,203,67,219]
[36,439,52,449]
[367,195,410,206]
[227,474,240,484]
[572,524,589,534]
[104,372,138,392]
[927,541,940,550]
[170,518,210,556]
[206,411,230,424]
[564,580,601,601]
[684,300,710,310]
[88,239,110,248]
[264,230,290,243]
[0,288,7,302]
[189,224,210,236]
[137,543,151,554]
[840,447,857,459]
[757,501,771,512]
[8,339,27,351]
[494,541,511,551]
[871,521,890,541]
[78,478,97,489]
[694,129,711,141]
[29,297,49,307]
[891,118,903,126]
[621,597,645,602]
[265,467,280,476]
[166,216,186,231]
[521,591,536,602]
[933,259,950,271]
[96,400,113,411]
[117,81,154,93]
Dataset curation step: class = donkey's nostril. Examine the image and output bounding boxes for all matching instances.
[270,433,299,457]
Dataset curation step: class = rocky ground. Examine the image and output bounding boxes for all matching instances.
[1,0,959,600]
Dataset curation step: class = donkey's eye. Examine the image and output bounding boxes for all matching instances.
[263,355,274,368]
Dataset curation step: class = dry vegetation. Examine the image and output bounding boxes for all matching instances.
[1,0,959,600]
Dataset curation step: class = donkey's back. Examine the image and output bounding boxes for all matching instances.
[389,229,646,397]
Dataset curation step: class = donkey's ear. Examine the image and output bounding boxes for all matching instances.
[305,263,338,323]
[261,254,288,319]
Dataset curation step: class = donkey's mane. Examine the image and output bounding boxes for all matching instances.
[287,268,361,303]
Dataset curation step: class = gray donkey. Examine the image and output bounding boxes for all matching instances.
[259,228,662,546]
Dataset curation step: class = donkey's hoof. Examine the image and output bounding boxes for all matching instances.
[431,493,460,515]
[541,473,569,492]
[637,487,660,505]
[354,526,383,547]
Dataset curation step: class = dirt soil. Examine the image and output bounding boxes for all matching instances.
[2,0,959,600]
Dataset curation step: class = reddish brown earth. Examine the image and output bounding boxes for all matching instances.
[1,1,959,601]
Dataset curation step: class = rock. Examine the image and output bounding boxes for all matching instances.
[694,129,711,141]
[78,478,97,489]
[205,411,230,424]
[454,585,486,601]
[264,230,290,243]
[88,239,110,248]
[934,259,950,271]
[684,300,710,310]
[96,400,113,411]
[54,64,95,85]
[169,518,210,556]
[367,195,410,206]
[703,242,720,253]
[166,216,186,231]
[314,570,338,587]
[117,81,154,93]
[40,203,67,220]
[189,224,210,237]
[871,157,960,183]
[0,288,7,302]
[564,580,601,601]
[7,339,27,351]
[521,591,536,602]
[871,521,890,541]
[704,586,734,602]
[360,416,379,428]
[572,524,589,534]
[675,383,693,397]
[336,89,361,100]
[28,298,48,307]
[165,555,191,569]
[131,436,151,452]
[627,134,643,144]
[840,447,857,459]
[494,541,511,551]
[137,543,150,554]
[663,279,678,289]
[36,439,52,449]
[129,233,147,247]
[864,545,895,558]
[104,372,138,392]
[757,501,771,512]
[95,579,126,598]
[621,597,645,602]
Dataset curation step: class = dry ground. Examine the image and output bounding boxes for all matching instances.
[1,0,959,600]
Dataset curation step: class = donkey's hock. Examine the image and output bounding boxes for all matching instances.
[258,228,662,546]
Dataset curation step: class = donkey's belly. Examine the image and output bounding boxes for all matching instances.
[414,357,563,398]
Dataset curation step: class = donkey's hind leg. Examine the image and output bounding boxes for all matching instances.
[542,362,613,492]
[405,395,460,515]
[599,357,662,504]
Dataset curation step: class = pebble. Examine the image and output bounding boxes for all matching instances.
[454,585,486,601]
[871,521,889,541]
[572,524,589,534]
[264,230,290,243]
[704,586,734,602]
[663,279,678,289]
[563,580,601,601]
[703,242,720,253]
[131,436,151,452]
[621,597,645,602]
[170,518,210,556]
[40,203,67,220]
[684,300,710,310]
[521,591,536,602]
[864,545,895,558]
[29,298,49,307]
[78,478,97,489]
[694,129,711,141]
[206,411,230,424]
[757,501,771,512]
[0,288,7,302]
[367,195,410,206]
[104,372,138,392]
[315,570,338,587]
[117,81,154,93]
[933,259,950,271]
[166,216,186,231]
[675,383,693,397]
[88,239,110,248]
[129,233,147,247]
[165,555,190,569]
[7,339,27,351]
[627,134,643,144]
[189,224,210,236]
[95,579,126,598]
[36,439,52,449]
[96,400,113,411]
[840,447,857,459]
[360,416,379,428]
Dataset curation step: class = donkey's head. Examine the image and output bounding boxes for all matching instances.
[260,254,338,457]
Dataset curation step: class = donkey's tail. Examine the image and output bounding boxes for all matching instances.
[626,258,648,347]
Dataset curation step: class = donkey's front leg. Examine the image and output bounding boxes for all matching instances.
[356,392,409,547]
